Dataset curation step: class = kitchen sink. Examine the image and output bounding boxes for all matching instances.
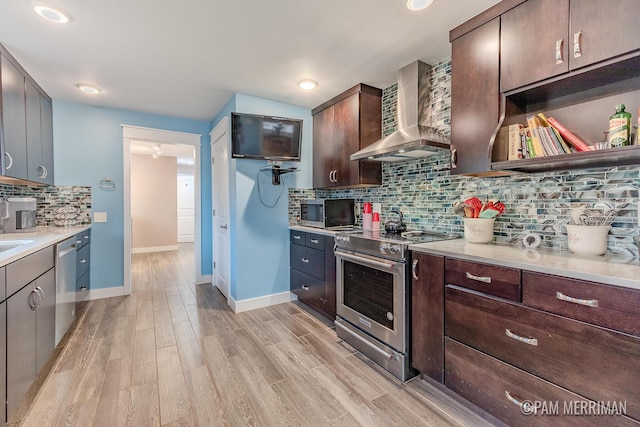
[0,240,33,252]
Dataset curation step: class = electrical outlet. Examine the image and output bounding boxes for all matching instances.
[94,212,107,223]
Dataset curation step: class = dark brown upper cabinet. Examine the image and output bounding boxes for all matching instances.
[312,84,382,189]
[501,0,640,93]
[450,17,502,176]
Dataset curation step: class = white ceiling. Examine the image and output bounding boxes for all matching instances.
[130,140,195,165]
[0,0,500,122]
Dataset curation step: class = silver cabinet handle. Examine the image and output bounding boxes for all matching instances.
[301,285,310,291]
[506,329,538,346]
[450,147,457,169]
[465,271,491,283]
[37,165,48,179]
[412,259,419,280]
[333,170,338,183]
[505,390,526,407]
[84,235,89,240]
[220,224,227,229]
[76,238,83,244]
[573,31,582,58]
[5,152,13,170]
[301,258,310,264]
[310,238,319,244]
[556,292,598,308]
[29,289,39,310]
[293,235,301,240]
[79,286,87,291]
[328,170,334,183]
[555,38,564,64]
[80,258,87,264]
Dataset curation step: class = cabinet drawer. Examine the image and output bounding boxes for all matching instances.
[290,244,324,281]
[445,258,521,301]
[445,338,637,427]
[290,268,325,312]
[81,229,91,247]
[446,285,640,420]
[305,233,326,251]
[76,243,90,280]
[290,230,306,245]
[6,246,54,297]
[77,269,90,293]
[523,271,640,337]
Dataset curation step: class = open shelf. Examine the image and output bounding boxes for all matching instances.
[492,145,640,173]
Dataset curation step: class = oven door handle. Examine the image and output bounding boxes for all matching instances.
[336,250,399,271]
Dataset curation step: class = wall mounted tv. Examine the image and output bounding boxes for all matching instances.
[231,112,303,161]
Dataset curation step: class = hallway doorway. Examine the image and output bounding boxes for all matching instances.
[122,125,204,295]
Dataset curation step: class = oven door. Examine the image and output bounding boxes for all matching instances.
[335,249,407,353]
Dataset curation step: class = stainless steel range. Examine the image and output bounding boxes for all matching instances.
[334,229,456,381]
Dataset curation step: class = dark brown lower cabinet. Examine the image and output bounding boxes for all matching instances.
[445,338,638,427]
[411,252,445,382]
[410,250,640,425]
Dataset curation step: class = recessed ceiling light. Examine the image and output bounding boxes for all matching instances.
[32,2,71,23]
[298,79,318,90]
[76,83,102,94]
[405,0,434,11]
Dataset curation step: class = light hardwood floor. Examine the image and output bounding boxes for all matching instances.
[10,244,495,426]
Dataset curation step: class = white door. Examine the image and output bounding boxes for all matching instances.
[211,119,230,300]
[177,175,195,242]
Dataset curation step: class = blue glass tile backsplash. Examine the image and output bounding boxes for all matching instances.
[289,57,640,258]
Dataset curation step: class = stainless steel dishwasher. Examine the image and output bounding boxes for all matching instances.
[55,236,77,346]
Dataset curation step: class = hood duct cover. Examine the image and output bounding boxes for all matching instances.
[350,60,450,162]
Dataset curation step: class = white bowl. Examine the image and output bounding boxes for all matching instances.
[565,224,610,255]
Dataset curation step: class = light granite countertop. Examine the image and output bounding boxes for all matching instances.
[0,225,91,268]
[409,238,640,291]
[288,224,358,237]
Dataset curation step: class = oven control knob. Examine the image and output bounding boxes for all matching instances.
[389,245,401,255]
[380,243,390,253]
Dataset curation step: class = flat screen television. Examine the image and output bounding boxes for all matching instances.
[231,112,302,161]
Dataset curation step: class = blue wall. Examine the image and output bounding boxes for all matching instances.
[53,101,211,289]
[210,94,313,302]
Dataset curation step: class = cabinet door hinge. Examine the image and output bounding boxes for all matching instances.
[213,208,216,216]
[213,262,216,269]
[211,156,215,164]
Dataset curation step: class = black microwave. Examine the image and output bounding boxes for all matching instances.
[300,199,355,229]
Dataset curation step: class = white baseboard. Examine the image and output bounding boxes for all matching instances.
[229,291,297,313]
[132,245,179,254]
[196,274,211,285]
[87,286,127,301]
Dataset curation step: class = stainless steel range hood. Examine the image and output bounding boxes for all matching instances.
[351,61,450,162]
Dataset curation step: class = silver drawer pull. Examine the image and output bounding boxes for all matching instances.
[412,259,419,280]
[506,329,538,346]
[301,258,310,263]
[301,285,310,291]
[293,235,301,240]
[310,238,319,244]
[80,258,87,263]
[505,390,527,408]
[556,292,598,308]
[465,272,491,283]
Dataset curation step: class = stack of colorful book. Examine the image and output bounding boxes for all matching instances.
[505,113,591,160]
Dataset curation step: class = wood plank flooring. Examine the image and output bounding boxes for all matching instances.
[9,244,495,426]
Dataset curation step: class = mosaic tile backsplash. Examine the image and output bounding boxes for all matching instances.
[289,57,640,259]
[0,184,92,230]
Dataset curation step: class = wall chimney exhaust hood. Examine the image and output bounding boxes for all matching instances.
[350,61,450,162]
